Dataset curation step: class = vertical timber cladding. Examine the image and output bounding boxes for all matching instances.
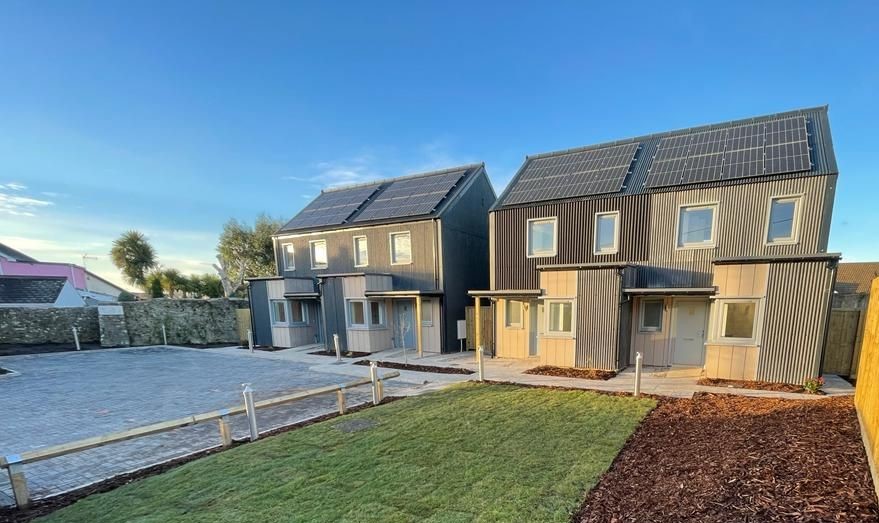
[492,195,650,290]
[646,175,833,288]
[575,268,626,370]
[757,260,836,384]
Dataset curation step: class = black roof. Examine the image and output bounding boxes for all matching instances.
[0,242,37,262]
[494,106,837,210]
[279,164,485,234]
[0,276,67,304]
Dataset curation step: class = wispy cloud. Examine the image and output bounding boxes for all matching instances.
[0,182,27,191]
[0,188,53,217]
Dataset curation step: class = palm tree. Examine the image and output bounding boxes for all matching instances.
[110,230,157,288]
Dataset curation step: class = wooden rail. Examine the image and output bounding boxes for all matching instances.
[1,369,399,509]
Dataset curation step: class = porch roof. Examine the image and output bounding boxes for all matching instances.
[623,287,716,296]
[283,292,320,298]
[364,289,444,297]
[468,289,542,298]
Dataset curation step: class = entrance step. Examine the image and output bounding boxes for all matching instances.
[664,365,704,378]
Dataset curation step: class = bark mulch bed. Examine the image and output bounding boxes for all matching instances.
[524,365,617,381]
[698,377,820,395]
[574,393,878,523]
[309,349,372,358]
[353,359,474,375]
[0,397,402,523]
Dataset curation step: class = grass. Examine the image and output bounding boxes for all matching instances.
[42,383,655,523]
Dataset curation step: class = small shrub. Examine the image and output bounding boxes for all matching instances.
[117,290,136,302]
[803,376,825,394]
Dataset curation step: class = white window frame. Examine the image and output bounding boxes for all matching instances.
[346,299,367,328]
[526,217,558,258]
[389,231,412,265]
[593,211,620,255]
[544,299,575,338]
[675,202,718,250]
[282,244,295,271]
[287,300,309,326]
[369,300,386,327]
[639,298,664,333]
[346,299,387,330]
[504,300,523,329]
[353,235,369,267]
[421,298,433,326]
[764,194,804,246]
[309,239,328,270]
[270,300,288,325]
[710,298,763,346]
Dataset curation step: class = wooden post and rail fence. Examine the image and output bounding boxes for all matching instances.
[1,367,400,509]
[855,277,879,502]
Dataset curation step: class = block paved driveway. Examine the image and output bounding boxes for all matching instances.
[0,346,393,506]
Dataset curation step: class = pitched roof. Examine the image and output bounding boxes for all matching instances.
[0,276,66,304]
[494,106,836,209]
[835,262,879,294]
[0,242,37,262]
[278,164,484,234]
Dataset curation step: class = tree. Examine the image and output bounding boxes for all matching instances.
[145,272,164,298]
[159,268,187,298]
[110,231,158,287]
[117,290,136,302]
[191,274,224,298]
[216,214,283,297]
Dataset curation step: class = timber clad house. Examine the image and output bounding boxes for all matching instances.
[248,164,495,354]
[470,106,840,385]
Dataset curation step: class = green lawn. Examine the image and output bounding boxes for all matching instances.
[43,383,655,523]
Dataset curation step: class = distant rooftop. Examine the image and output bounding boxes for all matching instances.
[835,262,879,295]
[0,242,37,262]
[0,275,67,304]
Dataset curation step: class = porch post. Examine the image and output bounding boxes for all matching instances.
[415,295,424,358]
[474,296,482,353]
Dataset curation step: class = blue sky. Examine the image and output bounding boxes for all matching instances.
[1,1,877,288]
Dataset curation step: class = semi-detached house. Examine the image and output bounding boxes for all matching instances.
[470,106,839,385]
[248,164,495,354]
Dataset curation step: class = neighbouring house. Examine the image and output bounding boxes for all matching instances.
[0,242,127,304]
[834,262,879,309]
[0,275,85,307]
[470,106,839,385]
[247,164,496,353]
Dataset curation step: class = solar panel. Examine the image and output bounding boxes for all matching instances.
[722,123,765,180]
[680,129,726,184]
[502,142,639,205]
[646,135,692,187]
[352,169,467,222]
[764,116,810,175]
[283,184,380,229]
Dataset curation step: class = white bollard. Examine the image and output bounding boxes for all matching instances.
[333,333,341,363]
[369,362,380,405]
[162,324,168,346]
[634,352,643,397]
[242,384,259,441]
[247,329,254,354]
[72,327,81,351]
[477,346,485,382]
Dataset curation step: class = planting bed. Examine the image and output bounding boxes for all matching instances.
[575,393,878,522]
[698,377,817,395]
[309,349,371,358]
[524,365,616,380]
[353,359,474,375]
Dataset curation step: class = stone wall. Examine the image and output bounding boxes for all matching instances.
[0,307,99,345]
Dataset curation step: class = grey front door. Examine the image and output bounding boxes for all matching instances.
[672,299,708,366]
[394,300,416,349]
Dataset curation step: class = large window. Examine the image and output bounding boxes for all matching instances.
[282,244,295,271]
[546,300,573,336]
[593,211,619,255]
[712,299,761,343]
[289,300,308,325]
[270,300,287,324]
[309,240,328,269]
[639,299,663,332]
[766,195,802,245]
[348,299,386,329]
[505,300,523,328]
[353,236,369,267]
[390,232,412,265]
[527,217,557,257]
[677,203,717,248]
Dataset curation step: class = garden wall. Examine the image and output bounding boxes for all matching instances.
[0,307,99,345]
[855,277,879,501]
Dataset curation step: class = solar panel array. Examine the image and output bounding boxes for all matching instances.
[282,184,381,229]
[646,116,811,188]
[502,143,640,205]
[353,169,467,222]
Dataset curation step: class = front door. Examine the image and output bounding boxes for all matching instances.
[672,299,708,366]
[394,300,416,349]
[528,301,541,356]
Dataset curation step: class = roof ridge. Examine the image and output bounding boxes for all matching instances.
[321,163,483,193]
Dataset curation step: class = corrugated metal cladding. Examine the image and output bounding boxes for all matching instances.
[757,260,835,384]
[277,220,439,291]
[642,174,835,288]
[492,195,649,289]
[575,268,625,370]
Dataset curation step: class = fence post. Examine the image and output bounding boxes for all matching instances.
[218,413,233,448]
[247,330,254,354]
[336,387,347,414]
[369,362,379,405]
[242,384,259,441]
[162,324,168,346]
[333,333,342,363]
[72,327,81,351]
[634,352,643,397]
[477,346,485,382]
[6,456,30,509]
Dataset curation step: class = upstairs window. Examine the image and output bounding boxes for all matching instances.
[677,203,717,249]
[282,244,295,271]
[390,232,412,265]
[527,217,557,257]
[353,236,369,267]
[309,240,328,269]
[546,300,573,336]
[766,195,802,245]
[593,211,620,255]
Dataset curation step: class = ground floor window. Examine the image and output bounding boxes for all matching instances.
[505,300,523,328]
[348,299,386,329]
[546,300,573,336]
[271,300,287,324]
[421,298,433,326]
[639,299,664,332]
[712,299,760,343]
[289,300,309,325]
[369,301,385,327]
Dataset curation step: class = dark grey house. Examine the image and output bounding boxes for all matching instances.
[248,164,495,354]
[471,106,839,384]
